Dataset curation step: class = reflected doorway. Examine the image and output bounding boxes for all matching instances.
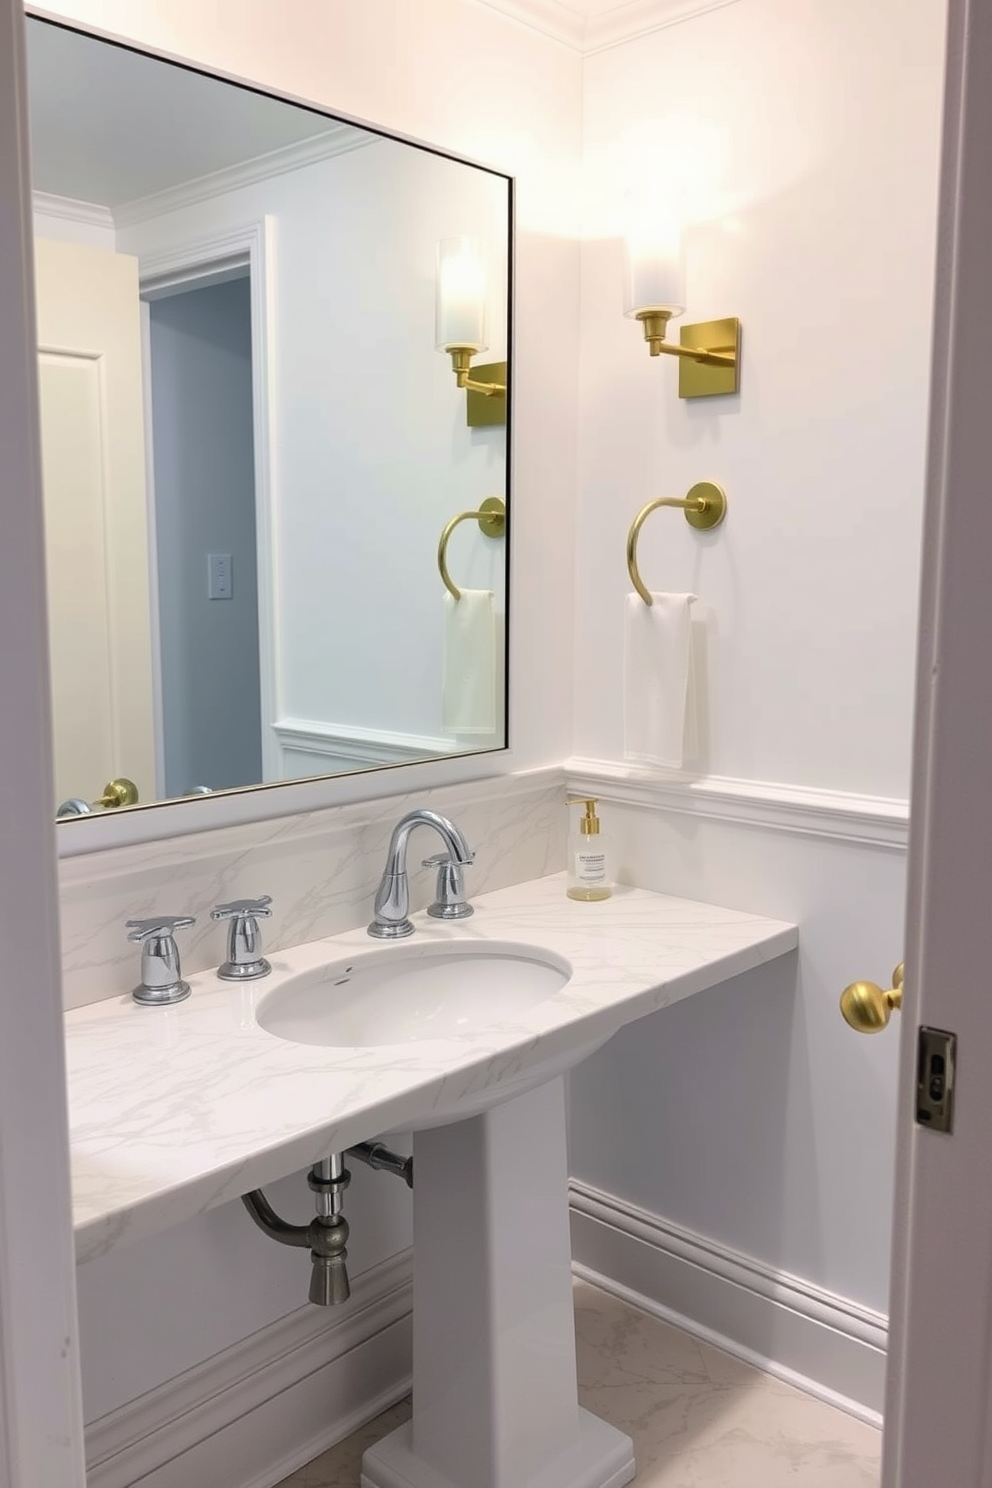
[144,273,262,798]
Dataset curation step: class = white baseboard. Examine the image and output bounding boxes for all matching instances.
[569,1180,887,1426]
[85,1250,413,1488]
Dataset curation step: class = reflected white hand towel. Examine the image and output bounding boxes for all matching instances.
[624,591,697,768]
[443,589,497,734]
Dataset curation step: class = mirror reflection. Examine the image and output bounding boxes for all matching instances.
[25,18,511,817]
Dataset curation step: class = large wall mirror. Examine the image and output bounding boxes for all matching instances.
[25,16,511,823]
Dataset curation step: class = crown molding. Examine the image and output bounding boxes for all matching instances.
[32,190,115,232]
[585,0,743,52]
[472,0,587,49]
[114,124,372,230]
[472,0,742,52]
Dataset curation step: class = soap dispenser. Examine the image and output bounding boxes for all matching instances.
[566,797,612,901]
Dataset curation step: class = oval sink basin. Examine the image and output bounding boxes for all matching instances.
[257,940,572,1048]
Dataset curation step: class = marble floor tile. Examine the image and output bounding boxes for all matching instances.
[274,1280,882,1487]
[274,1399,412,1487]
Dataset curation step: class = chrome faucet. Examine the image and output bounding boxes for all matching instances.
[368,809,474,939]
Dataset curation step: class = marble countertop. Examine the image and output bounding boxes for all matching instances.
[65,874,797,1263]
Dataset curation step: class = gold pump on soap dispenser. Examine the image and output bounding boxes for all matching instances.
[566,797,612,902]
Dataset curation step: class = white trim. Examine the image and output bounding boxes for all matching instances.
[585,0,743,52]
[138,219,281,790]
[31,188,115,233]
[139,298,167,800]
[0,3,87,1479]
[471,0,743,52]
[565,757,910,850]
[472,0,587,48]
[85,1251,412,1488]
[114,125,373,229]
[274,717,462,768]
[569,1180,887,1425]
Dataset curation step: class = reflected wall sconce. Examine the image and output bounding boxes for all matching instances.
[436,236,507,428]
[623,210,740,399]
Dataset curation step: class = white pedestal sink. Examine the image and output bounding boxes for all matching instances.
[362,1077,634,1488]
[257,941,635,1488]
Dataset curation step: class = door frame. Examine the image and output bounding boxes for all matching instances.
[882,0,992,1480]
[138,218,279,784]
[0,1,87,1479]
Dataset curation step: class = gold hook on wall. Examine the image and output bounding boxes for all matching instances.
[437,497,506,601]
[626,482,727,605]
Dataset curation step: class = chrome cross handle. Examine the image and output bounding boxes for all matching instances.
[126,915,196,1006]
[422,852,475,921]
[211,896,273,981]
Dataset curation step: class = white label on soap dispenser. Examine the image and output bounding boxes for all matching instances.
[575,849,606,883]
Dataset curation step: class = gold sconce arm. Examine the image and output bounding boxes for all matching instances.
[446,348,508,426]
[626,482,728,605]
[635,311,733,365]
[448,348,507,395]
[633,312,741,398]
[438,497,506,601]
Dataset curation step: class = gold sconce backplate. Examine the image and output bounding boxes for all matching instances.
[466,361,507,428]
[679,317,741,399]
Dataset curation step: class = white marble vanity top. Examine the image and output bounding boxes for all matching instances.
[65,874,797,1263]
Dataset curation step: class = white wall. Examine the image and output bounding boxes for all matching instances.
[575,0,943,795]
[119,139,508,761]
[567,0,947,1363]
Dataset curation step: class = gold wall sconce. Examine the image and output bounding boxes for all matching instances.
[623,212,740,399]
[436,236,507,428]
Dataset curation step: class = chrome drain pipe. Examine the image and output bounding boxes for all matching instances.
[242,1154,351,1306]
[348,1141,413,1189]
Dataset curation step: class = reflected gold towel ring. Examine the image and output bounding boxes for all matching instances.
[438,497,506,601]
[626,482,727,606]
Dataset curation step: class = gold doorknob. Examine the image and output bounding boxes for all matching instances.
[840,963,904,1033]
[95,778,139,810]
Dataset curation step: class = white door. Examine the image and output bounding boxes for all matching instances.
[881,0,992,1481]
[34,236,155,807]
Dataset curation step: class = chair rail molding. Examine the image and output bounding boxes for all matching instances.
[565,757,910,850]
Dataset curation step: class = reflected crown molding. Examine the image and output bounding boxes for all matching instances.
[114,124,373,229]
[472,0,743,53]
[32,189,115,232]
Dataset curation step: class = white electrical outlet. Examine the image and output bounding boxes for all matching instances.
[208,552,233,600]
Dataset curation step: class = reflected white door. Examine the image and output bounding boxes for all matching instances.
[882,0,992,1481]
[34,236,154,807]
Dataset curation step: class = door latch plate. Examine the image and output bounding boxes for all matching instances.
[916,1026,956,1134]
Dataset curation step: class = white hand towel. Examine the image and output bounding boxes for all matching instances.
[443,589,497,734]
[624,591,697,769]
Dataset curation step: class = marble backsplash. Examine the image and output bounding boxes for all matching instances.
[58,767,566,1010]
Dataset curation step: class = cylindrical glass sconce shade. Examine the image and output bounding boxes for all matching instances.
[622,205,686,318]
[436,236,488,352]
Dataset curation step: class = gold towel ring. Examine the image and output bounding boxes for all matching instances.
[438,497,506,601]
[626,481,727,605]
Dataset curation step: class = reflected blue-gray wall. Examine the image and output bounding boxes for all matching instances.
[149,276,262,797]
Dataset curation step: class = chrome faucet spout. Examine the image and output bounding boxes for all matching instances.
[368,809,474,939]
